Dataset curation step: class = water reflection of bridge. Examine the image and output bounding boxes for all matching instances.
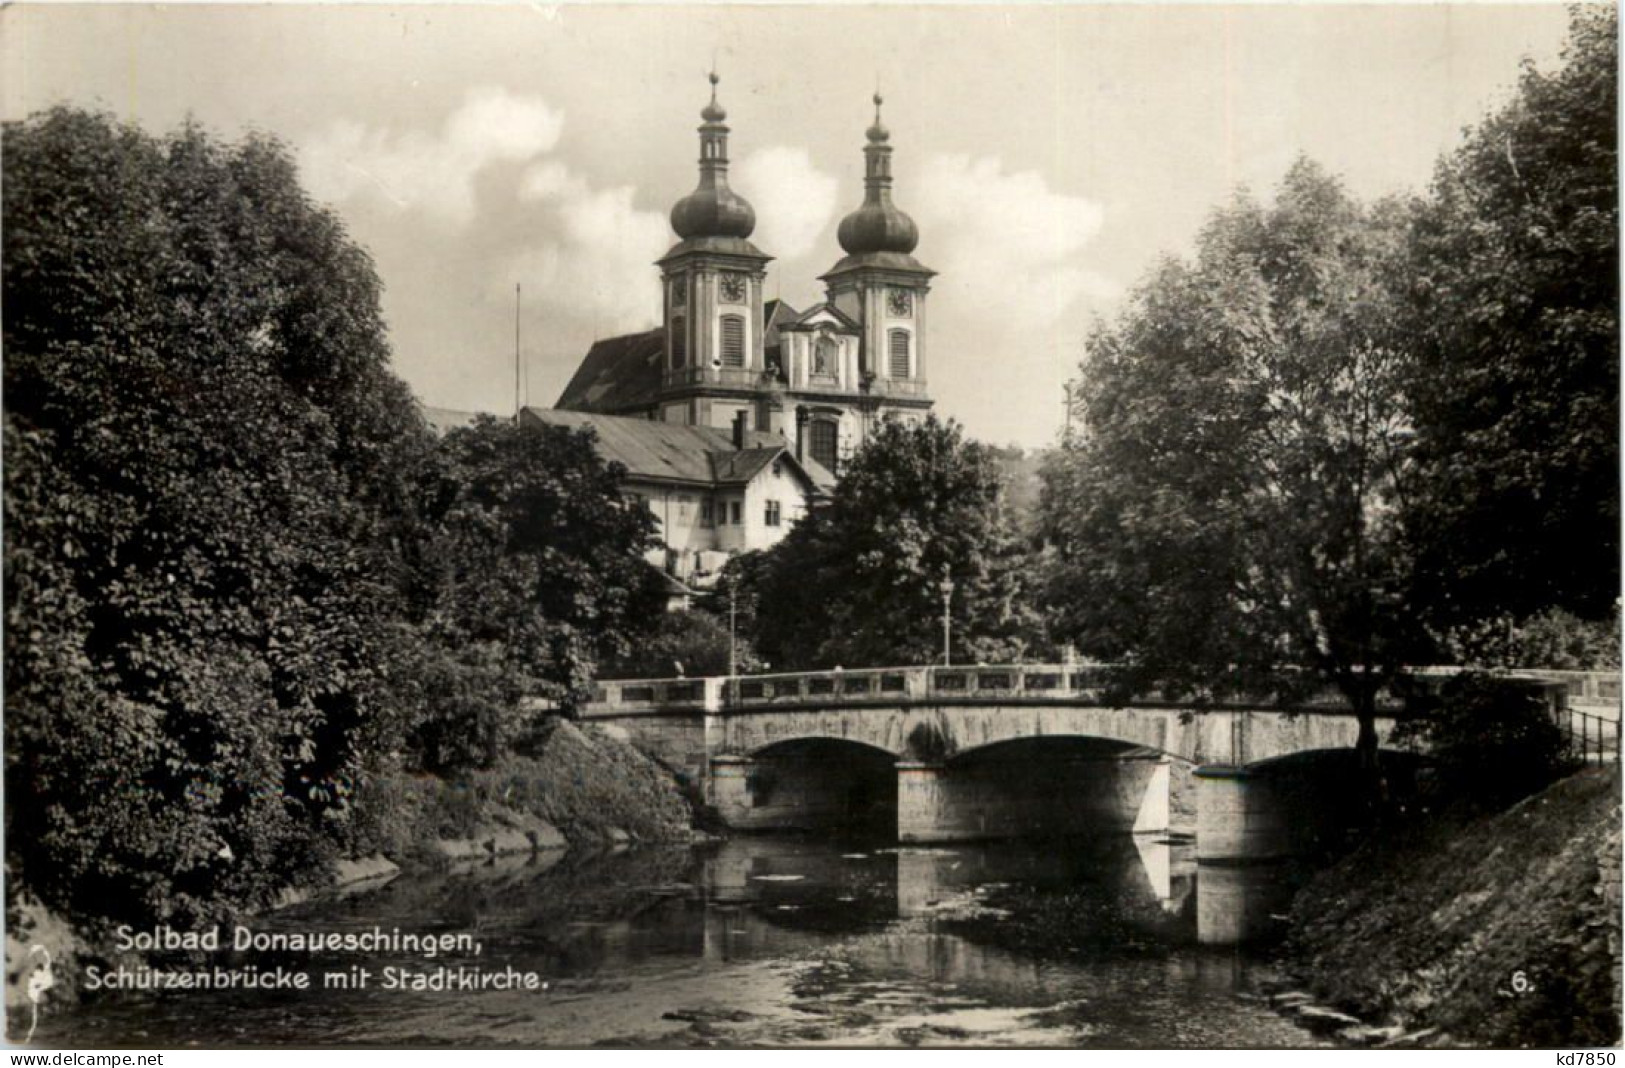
[694,836,1293,953]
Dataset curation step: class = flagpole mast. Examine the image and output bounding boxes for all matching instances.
[514,282,522,422]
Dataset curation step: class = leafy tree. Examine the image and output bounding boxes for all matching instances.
[1392,673,1571,810]
[599,609,762,680]
[3,108,432,925]
[400,417,664,769]
[1402,6,1618,629]
[1040,160,1422,771]
[746,415,1040,670]
[1435,607,1620,672]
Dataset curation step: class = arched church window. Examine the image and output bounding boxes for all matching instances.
[720,315,746,367]
[814,334,837,375]
[671,319,686,368]
[889,329,911,378]
[810,420,839,473]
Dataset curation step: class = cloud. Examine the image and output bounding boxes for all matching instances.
[903,154,1119,448]
[301,86,564,227]
[911,153,1118,324]
[734,146,840,260]
[509,160,669,335]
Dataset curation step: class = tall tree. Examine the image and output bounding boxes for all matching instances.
[402,417,663,769]
[1402,6,1618,633]
[1040,160,1421,770]
[746,415,1040,670]
[3,108,433,925]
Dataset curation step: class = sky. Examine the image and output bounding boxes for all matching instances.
[2,2,1579,447]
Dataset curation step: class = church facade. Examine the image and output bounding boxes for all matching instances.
[554,75,936,476]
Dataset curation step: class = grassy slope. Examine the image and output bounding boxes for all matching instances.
[355,718,697,864]
[1284,766,1621,1047]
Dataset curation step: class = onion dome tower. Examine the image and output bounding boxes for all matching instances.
[670,73,758,241]
[821,94,935,388]
[658,72,773,414]
[835,95,920,258]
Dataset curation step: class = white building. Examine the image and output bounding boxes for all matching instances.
[521,407,832,592]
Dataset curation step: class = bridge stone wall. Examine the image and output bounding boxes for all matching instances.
[589,710,716,786]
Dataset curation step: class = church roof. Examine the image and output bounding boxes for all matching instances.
[762,299,798,377]
[762,299,797,333]
[554,327,665,414]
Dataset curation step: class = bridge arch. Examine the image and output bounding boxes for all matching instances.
[943,733,1170,764]
[1244,744,1422,773]
[745,735,899,761]
[718,736,897,834]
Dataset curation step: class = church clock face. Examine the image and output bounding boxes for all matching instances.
[887,289,913,317]
[719,273,747,304]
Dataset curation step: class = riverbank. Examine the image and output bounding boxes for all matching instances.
[5,717,700,1027]
[1280,765,1621,1047]
[354,717,698,864]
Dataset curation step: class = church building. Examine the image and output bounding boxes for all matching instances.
[553,74,937,476]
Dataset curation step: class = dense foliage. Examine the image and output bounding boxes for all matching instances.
[1040,10,1618,776]
[3,110,659,927]
[1436,608,1621,673]
[401,416,661,769]
[4,108,432,926]
[744,416,1041,670]
[1393,673,1572,810]
[599,607,762,680]
[1402,6,1618,631]
[1041,160,1419,761]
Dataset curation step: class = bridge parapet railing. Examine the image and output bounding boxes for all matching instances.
[925,664,1098,700]
[726,667,926,706]
[718,664,1112,706]
[1511,669,1621,713]
[586,676,722,714]
[581,665,1615,719]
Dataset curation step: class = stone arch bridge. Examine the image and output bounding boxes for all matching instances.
[581,664,1572,861]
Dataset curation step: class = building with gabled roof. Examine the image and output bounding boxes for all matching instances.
[522,406,833,588]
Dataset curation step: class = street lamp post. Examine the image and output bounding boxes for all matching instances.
[728,577,739,680]
[938,564,954,667]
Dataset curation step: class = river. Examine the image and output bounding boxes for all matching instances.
[37,834,1325,1048]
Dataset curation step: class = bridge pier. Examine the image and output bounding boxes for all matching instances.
[1193,765,1294,945]
[895,761,949,842]
[1193,765,1294,863]
[708,754,757,829]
